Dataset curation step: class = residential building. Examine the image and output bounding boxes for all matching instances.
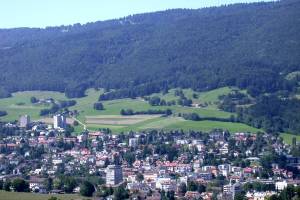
[53,114,66,129]
[106,165,123,185]
[19,115,30,128]
[129,138,138,148]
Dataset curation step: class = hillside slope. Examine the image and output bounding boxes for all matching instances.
[0,0,299,98]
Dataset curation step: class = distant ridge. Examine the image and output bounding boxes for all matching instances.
[0,0,299,98]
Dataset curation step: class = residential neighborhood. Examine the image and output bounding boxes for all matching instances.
[0,114,300,199]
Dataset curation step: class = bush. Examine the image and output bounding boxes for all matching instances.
[12,178,29,192]
[30,96,38,103]
[94,102,104,110]
[0,110,7,117]
[80,181,95,197]
[4,181,11,191]
[73,121,79,126]
[182,113,201,121]
[120,109,172,116]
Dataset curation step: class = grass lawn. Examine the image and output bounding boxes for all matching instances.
[86,116,261,134]
[164,119,261,133]
[148,87,235,108]
[0,88,233,122]
[0,91,67,121]
[280,133,300,145]
[0,191,84,200]
[0,87,261,134]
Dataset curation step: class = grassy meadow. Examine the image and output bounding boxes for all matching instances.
[0,87,261,134]
[0,191,84,200]
[280,133,300,145]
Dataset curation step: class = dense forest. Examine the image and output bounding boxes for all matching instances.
[0,0,300,133]
[0,0,299,99]
[237,95,300,134]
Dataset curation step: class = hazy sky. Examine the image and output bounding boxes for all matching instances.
[1,0,272,28]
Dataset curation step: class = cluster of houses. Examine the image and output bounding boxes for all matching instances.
[0,115,300,199]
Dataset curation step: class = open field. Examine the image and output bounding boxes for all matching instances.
[133,117,261,133]
[86,116,261,133]
[0,191,84,200]
[150,87,238,109]
[0,91,68,121]
[0,87,263,134]
[85,114,161,125]
[37,117,75,124]
[163,119,261,133]
[280,133,300,145]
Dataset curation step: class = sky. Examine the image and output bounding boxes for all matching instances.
[0,0,273,28]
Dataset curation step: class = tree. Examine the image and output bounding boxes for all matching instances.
[4,181,11,191]
[97,186,113,197]
[234,192,247,200]
[292,137,297,147]
[136,173,144,182]
[0,180,3,190]
[44,177,53,191]
[63,177,77,193]
[12,178,29,192]
[149,96,161,106]
[30,96,38,103]
[187,181,198,191]
[114,186,129,200]
[197,184,206,194]
[178,183,187,195]
[80,181,95,197]
[0,110,7,117]
[266,195,280,200]
[48,197,60,200]
[279,185,295,200]
[73,120,79,126]
[94,102,104,110]
[167,191,175,200]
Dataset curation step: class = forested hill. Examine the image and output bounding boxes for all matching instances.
[0,0,299,98]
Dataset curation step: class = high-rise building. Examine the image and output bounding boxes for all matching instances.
[106,165,123,186]
[129,138,138,148]
[53,114,66,129]
[19,115,30,128]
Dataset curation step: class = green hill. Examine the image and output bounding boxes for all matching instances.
[0,88,259,134]
[0,0,299,99]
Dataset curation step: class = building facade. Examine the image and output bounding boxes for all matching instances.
[19,115,30,128]
[53,114,66,129]
[106,165,123,185]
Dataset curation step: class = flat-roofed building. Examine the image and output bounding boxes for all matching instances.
[106,165,123,186]
[19,115,30,128]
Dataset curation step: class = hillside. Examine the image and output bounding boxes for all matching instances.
[0,87,261,134]
[0,0,299,98]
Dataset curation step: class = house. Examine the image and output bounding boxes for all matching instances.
[185,191,201,199]
[276,180,287,191]
[246,191,276,200]
[155,177,176,191]
[29,176,46,192]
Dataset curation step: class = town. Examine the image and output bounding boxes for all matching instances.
[0,114,299,200]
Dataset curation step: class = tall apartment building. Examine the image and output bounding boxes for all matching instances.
[129,138,138,148]
[53,114,66,129]
[106,165,123,186]
[19,115,30,128]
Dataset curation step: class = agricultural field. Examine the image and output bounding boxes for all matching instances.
[149,87,235,109]
[0,91,67,121]
[0,87,261,134]
[280,133,300,145]
[85,115,161,125]
[0,191,83,200]
[136,117,261,133]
